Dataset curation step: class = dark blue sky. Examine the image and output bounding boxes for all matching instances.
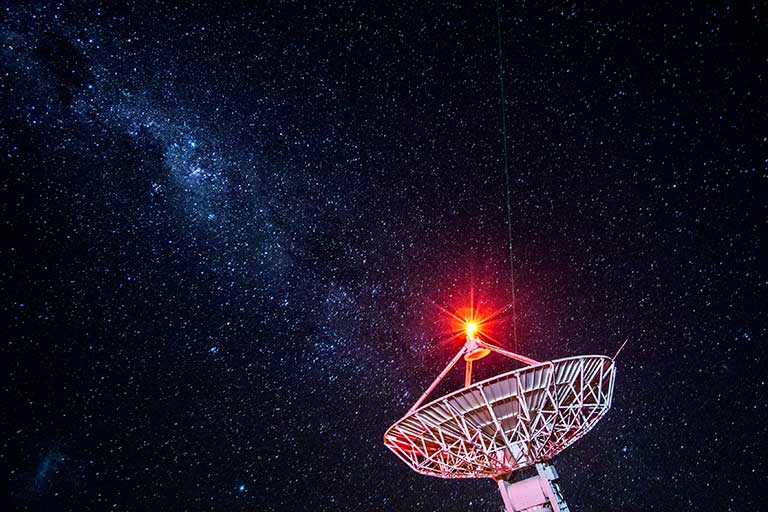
[2,1,765,510]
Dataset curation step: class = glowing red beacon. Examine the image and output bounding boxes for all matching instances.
[384,319,619,511]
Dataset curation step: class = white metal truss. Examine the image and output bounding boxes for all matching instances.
[384,341,616,479]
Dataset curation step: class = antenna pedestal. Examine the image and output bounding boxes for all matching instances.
[496,463,570,512]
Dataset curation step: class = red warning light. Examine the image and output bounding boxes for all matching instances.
[435,291,514,355]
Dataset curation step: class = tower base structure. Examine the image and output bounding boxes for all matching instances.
[496,462,570,512]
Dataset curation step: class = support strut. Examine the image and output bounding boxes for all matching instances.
[407,336,540,414]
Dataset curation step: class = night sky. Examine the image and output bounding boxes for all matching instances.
[2,1,766,510]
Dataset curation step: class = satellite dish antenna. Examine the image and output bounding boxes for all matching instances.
[384,321,617,511]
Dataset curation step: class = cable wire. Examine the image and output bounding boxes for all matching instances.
[495,0,518,353]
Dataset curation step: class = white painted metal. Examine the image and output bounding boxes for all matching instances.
[496,463,570,512]
[406,337,541,415]
[384,350,615,479]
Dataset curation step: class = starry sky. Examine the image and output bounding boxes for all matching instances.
[2,1,765,510]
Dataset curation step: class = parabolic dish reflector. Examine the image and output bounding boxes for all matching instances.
[384,355,615,479]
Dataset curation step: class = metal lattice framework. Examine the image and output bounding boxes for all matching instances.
[384,344,616,479]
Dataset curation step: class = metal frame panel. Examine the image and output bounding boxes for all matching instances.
[384,354,615,479]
